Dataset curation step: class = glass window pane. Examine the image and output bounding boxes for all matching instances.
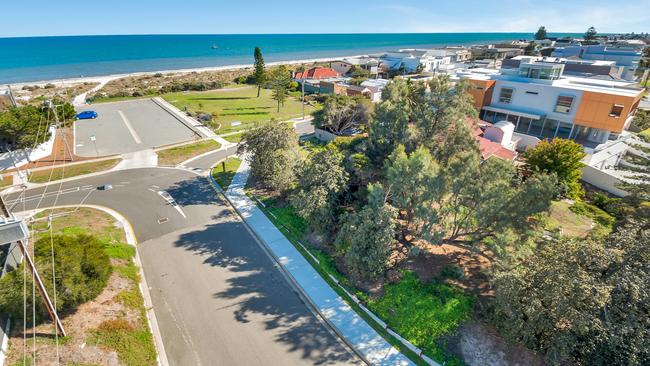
[499,88,513,103]
[507,114,518,124]
[554,95,574,113]
[516,117,531,133]
[529,119,545,136]
[556,122,573,139]
[541,119,559,138]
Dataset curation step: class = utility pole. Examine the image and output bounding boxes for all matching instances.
[0,195,66,337]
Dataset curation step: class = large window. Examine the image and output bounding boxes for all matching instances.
[554,95,574,114]
[609,104,624,117]
[516,117,532,133]
[541,119,559,139]
[556,122,573,139]
[528,119,545,136]
[499,88,514,104]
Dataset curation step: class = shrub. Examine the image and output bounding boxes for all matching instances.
[44,83,55,89]
[0,234,112,324]
[153,72,163,78]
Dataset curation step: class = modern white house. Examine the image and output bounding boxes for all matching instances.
[376,49,452,73]
[452,58,645,150]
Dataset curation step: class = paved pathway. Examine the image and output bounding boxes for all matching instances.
[223,159,414,366]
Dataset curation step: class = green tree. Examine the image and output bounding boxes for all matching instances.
[0,234,111,324]
[491,221,650,365]
[524,42,538,56]
[237,122,301,192]
[633,109,650,130]
[336,183,397,280]
[0,105,51,150]
[534,26,548,40]
[585,26,598,40]
[289,148,349,233]
[411,75,479,164]
[523,138,586,198]
[418,152,557,244]
[367,79,419,164]
[313,95,371,134]
[269,65,291,112]
[385,145,442,230]
[253,46,266,98]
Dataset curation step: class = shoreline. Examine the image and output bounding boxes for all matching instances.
[7,54,365,88]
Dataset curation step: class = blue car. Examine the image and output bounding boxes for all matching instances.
[76,110,98,120]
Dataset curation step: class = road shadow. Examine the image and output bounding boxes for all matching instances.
[172,219,359,365]
[164,176,223,207]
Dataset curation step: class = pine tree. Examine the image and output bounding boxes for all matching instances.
[253,46,266,98]
[534,26,547,40]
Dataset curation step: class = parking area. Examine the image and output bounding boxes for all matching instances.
[74,99,198,157]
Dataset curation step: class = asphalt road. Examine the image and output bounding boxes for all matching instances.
[4,163,359,365]
[75,99,197,157]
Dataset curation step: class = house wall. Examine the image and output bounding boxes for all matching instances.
[581,165,629,196]
[490,79,584,123]
[467,79,496,110]
[574,91,642,132]
[331,62,353,75]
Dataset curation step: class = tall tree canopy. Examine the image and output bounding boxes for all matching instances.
[491,221,650,365]
[585,26,598,40]
[289,148,349,232]
[253,46,266,98]
[534,26,548,40]
[237,122,301,193]
[336,183,397,280]
[0,105,51,150]
[312,95,371,134]
[523,138,586,198]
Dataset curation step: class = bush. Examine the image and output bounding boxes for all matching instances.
[44,83,55,89]
[570,201,615,228]
[0,234,112,324]
[153,72,163,78]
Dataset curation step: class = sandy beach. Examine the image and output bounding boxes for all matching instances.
[7,54,364,89]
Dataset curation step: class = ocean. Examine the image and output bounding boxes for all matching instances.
[0,33,577,84]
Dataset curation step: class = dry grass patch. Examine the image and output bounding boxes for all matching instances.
[157,139,220,166]
[27,159,120,183]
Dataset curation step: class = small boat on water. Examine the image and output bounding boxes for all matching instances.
[211,44,219,49]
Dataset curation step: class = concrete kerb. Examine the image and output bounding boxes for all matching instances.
[215,162,440,366]
[23,204,170,366]
[205,165,371,365]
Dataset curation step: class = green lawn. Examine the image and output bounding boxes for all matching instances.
[222,132,245,143]
[157,139,221,166]
[28,159,120,183]
[545,200,614,237]
[163,85,316,134]
[212,157,242,189]
[368,271,473,366]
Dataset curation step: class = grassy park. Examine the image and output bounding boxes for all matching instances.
[163,85,316,134]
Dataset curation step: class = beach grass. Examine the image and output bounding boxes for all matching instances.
[156,139,221,166]
[163,85,316,134]
[27,159,120,183]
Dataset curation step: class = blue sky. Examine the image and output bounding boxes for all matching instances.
[3,0,649,37]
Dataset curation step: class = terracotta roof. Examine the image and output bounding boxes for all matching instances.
[294,67,340,80]
[467,117,517,161]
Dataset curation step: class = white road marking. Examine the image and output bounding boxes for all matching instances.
[117,110,142,144]
[7,186,95,205]
[157,190,187,219]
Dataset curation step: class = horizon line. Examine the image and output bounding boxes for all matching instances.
[0,31,599,40]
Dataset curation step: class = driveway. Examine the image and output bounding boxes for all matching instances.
[74,99,198,157]
[4,166,359,365]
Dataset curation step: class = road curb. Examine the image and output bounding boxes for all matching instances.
[23,204,170,366]
[206,165,372,365]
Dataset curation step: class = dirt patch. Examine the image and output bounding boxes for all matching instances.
[400,241,494,299]
[5,271,137,365]
[446,321,546,366]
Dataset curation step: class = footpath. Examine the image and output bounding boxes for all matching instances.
[221,158,414,366]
